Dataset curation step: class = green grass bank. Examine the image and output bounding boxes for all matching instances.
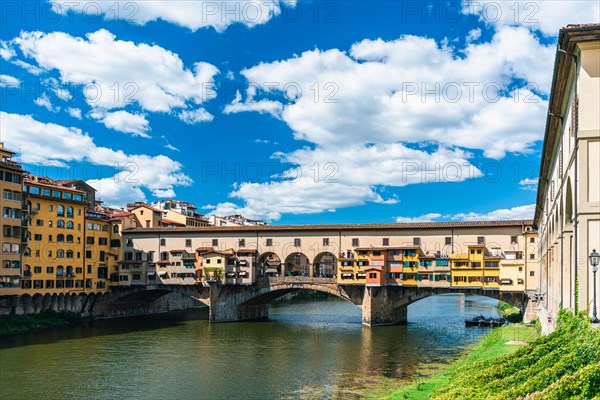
[0,311,92,336]
[370,311,599,399]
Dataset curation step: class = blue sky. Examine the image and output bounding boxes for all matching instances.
[1,1,598,224]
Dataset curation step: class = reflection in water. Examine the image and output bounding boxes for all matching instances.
[0,294,498,400]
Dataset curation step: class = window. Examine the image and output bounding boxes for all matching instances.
[113,225,119,233]
[239,239,245,247]
[217,259,222,264]
[510,236,518,244]
[76,267,83,274]
[87,237,95,245]
[86,250,92,258]
[445,237,452,245]
[323,238,329,246]
[212,239,218,246]
[477,236,485,245]
[46,266,54,273]
[529,237,535,243]
[99,238,107,246]
[66,221,74,229]
[66,206,73,218]
[413,237,421,246]
[57,220,65,228]
[294,238,301,246]
[87,265,92,273]
[34,234,42,241]
[382,238,389,246]
[518,267,523,272]
[530,271,535,277]
[352,238,359,247]
[57,234,65,242]
[160,238,166,246]
[530,253,535,260]
[369,273,376,279]
[186,239,192,247]
[34,266,41,273]
[57,205,64,216]
[36,219,44,226]
[266,238,273,246]
[516,251,523,259]
[127,239,134,247]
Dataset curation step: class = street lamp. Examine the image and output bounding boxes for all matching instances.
[590,249,600,323]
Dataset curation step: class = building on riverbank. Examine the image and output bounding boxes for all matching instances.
[534,24,600,325]
[0,143,26,295]
[121,220,539,293]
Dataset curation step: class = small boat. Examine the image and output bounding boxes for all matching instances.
[465,315,507,327]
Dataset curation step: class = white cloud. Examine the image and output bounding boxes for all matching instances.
[12,59,44,75]
[92,110,151,138]
[66,107,82,119]
[1,112,191,206]
[49,1,293,32]
[462,0,600,36]
[395,204,535,222]
[178,108,214,124]
[396,213,443,223]
[519,177,538,191]
[43,77,72,101]
[452,204,535,221]
[34,94,60,112]
[466,28,482,42]
[224,90,283,116]
[0,41,16,60]
[165,143,180,152]
[213,28,556,219]
[11,29,219,113]
[235,26,553,158]
[0,74,20,87]
[208,144,482,221]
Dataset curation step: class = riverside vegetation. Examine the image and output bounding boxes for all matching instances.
[380,311,599,399]
[0,311,92,335]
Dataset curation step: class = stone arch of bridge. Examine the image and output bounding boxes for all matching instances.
[239,283,361,307]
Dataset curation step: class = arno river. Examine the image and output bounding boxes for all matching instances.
[0,294,501,399]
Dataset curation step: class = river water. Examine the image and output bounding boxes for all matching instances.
[0,294,500,400]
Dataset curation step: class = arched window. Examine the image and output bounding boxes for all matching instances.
[57,205,65,217]
[57,234,65,242]
[66,250,73,258]
[66,235,74,243]
[56,266,64,277]
[24,247,31,256]
[66,206,74,218]
[57,249,65,258]
[113,225,119,233]
[57,220,65,228]
[66,266,73,277]
[66,221,74,229]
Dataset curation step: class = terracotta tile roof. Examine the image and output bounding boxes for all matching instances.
[161,218,186,226]
[24,178,85,193]
[124,220,534,234]
[196,246,214,252]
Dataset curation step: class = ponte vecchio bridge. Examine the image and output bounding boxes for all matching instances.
[114,220,538,326]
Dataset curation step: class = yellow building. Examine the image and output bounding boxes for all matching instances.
[21,176,88,295]
[1,143,26,295]
[84,210,114,291]
[451,244,501,288]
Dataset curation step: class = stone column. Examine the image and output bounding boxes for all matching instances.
[361,286,407,326]
[208,283,268,323]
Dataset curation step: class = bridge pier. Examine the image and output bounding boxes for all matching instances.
[208,284,269,323]
[362,286,408,326]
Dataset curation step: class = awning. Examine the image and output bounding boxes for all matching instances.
[356,274,366,279]
[158,272,168,277]
[226,272,237,278]
[342,273,353,278]
[265,268,278,273]
[500,279,513,284]
[238,272,249,278]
